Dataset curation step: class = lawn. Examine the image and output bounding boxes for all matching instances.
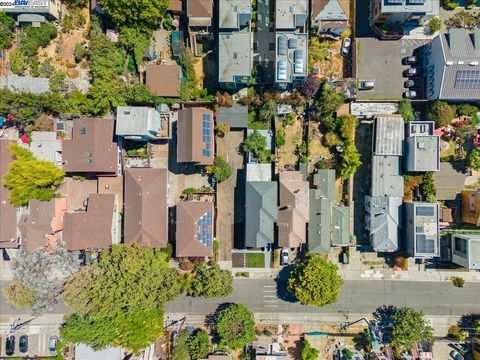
[246,252,265,268]
[440,140,455,162]
[277,118,302,170]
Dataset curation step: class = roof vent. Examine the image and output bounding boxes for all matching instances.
[458,61,465,65]
[446,61,453,66]
[417,142,425,149]
[470,61,479,66]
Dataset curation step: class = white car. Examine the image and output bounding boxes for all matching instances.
[341,37,351,56]
[280,248,289,266]
[450,350,464,360]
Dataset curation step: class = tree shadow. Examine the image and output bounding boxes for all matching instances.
[458,313,480,328]
[275,266,297,303]
[373,305,398,328]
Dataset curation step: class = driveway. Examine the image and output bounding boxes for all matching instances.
[434,161,468,201]
[216,130,245,261]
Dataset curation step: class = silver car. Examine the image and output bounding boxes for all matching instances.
[404,90,417,99]
[359,80,375,90]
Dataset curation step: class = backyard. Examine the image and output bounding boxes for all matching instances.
[277,116,303,170]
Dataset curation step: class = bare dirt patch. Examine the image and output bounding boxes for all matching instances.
[277,118,302,170]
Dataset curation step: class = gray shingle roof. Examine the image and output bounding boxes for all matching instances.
[373,115,404,156]
[216,103,248,128]
[366,195,402,252]
[308,191,331,254]
[371,155,404,197]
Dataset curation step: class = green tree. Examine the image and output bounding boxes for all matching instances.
[20,23,57,57]
[0,12,15,50]
[62,0,88,7]
[259,99,277,123]
[215,303,255,349]
[9,49,25,75]
[301,340,319,360]
[390,307,434,355]
[340,141,362,179]
[88,34,125,82]
[339,115,358,141]
[61,313,117,350]
[2,282,36,309]
[316,84,344,119]
[119,27,152,68]
[473,319,480,334]
[189,263,233,298]
[397,99,415,122]
[74,43,87,63]
[457,103,479,117]
[187,330,210,360]
[172,330,191,360]
[243,130,267,157]
[470,148,480,171]
[426,17,441,35]
[49,71,66,93]
[428,101,455,127]
[3,144,65,206]
[100,0,169,28]
[211,157,233,183]
[287,255,343,307]
[420,172,436,202]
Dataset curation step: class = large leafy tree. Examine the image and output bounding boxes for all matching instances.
[187,330,210,360]
[301,340,319,360]
[340,141,362,179]
[215,304,256,349]
[3,144,65,206]
[469,148,480,171]
[339,114,358,141]
[243,130,267,157]
[101,0,169,28]
[2,282,36,309]
[390,307,434,355]
[119,27,152,69]
[211,157,233,183]
[299,74,321,98]
[61,245,182,353]
[316,84,344,119]
[172,330,190,360]
[0,12,15,50]
[188,263,233,298]
[428,101,455,127]
[397,99,415,122]
[287,255,343,307]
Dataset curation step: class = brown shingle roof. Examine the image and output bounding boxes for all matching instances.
[168,0,183,12]
[124,168,168,248]
[187,0,213,17]
[177,107,214,165]
[277,171,310,248]
[312,0,349,20]
[63,118,118,174]
[0,140,18,248]
[145,64,181,97]
[176,201,213,257]
[63,194,116,250]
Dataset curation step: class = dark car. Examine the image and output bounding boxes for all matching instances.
[2,248,10,261]
[404,79,415,88]
[403,90,417,99]
[19,335,28,353]
[5,335,15,356]
[402,55,418,65]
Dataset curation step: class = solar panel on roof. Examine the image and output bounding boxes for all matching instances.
[454,70,480,89]
[202,113,211,157]
[196,212,213,247]
[278,36,287,56]
[288,38,297,49]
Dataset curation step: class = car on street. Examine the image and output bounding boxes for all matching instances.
[404,67,421,77]
[450,350,464,360]
[341,37,351,56]
[280,248,289,266]
[404,79,415,88]
[49,336,58,352]
[19,335,28,353]
[5,335,15,356]
[402,55,418,65]
[358,80,375,90]
[403,90,417,99]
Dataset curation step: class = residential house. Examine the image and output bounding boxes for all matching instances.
[404,202,440,259]
[426,28,480,102]
[124,168,168,248]
[0,140,18,249]
[187,0,213,31]
[168,0,183,14]
[245,163,277,249]
[219,0,251,30]
[176,200,214,257]
[253,341,288,360]
[277,171,309,249]
[75,344,121,360]
[116,106,172,141]
[29,131,62,167]
[404,121,440,172]
[308,169,350,253]
[275,0,308,31]
[371,0,439,39]
[63,194,121,250]
[461,188,480,225]
[177,107,214,166]
[451,234,480,270]
[62,118,118,175]
[0,75,50,94]
[311,0,349,37]
[2,0,66,24]
[216,103,248,129]
[18,198,67,252]
[145,64,181,98]
[365,115,404,252]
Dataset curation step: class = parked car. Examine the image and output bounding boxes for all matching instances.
[402,55,418,64]
[19,335,28,353]
[49,336,58,352]
[5,335,15,356]
[403,90,417,99]
[341,37,351,56]
[358,80,375,90]
[404,67,421,77]
[450,350,464,360]
[404,79,415,88]
[2,248,10,261]
[280,248,289,266]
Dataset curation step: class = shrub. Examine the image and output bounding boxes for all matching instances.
[452,276,465,288]
[9,49,25,75]
[215,92,233,107]
[2,282,36,309]
[284,112,296,126]
[20,23,57,57]
[448,325,465,341]
[428,101,455,127]
[0,12,15,50]
[212,157,233,183]
[276,126,286,148]
[323,132,340,147]
[426,17,441,35]
[74,43,87,63]
[442,0,459,10]
[299,73,321,98]
[397,99,415,122]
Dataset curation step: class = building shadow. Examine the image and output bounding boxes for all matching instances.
[233,168,246,249]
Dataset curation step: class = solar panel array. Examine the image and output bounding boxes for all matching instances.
[197,212,213,247]
[454,70,480,89]
[202,113,211,157]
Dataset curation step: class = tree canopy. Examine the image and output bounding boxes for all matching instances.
[215,303,256,349]
[340,141,362,179]
[390,307,434,355]
[2,282,36,309]
[61,245,182,353]
[316,84,344,119]
[469,148,480,171]
[211,157,233,183]
[243,130,267,157]
[100,0,169,28]
[3,144,65,206]
[287,255,343,307]
[299,74,321,98]
[428,101,455,127]
[301,340,320,360]
[397,99,415,122]
[172,330,191,360]
[0,12,15,50]
[187,330,210,360]
[188,263,233,298]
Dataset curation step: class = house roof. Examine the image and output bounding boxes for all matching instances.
[308,190,331,253]
[63,118,117,174]
[245,181,278,248]
[275,32,308,83]
[380,0,439,15]
[278,171,309,248]
[0,140,18,248]
[373,115,404,156]
[371,155,404,197]
[404,135,440,172]
[0,75,50,94]
[168,0,183,12]
[275,0,308,29]
[313,169,336,201]
[407,202,439,257]
[124,168,168,248]
[187,0,213,18]
[246,163,272,182]
[145,64,180,97]
[218,0,251,29]
[18,198,67,252]
[216,103,248,128]
[366,195,402,252]
[29,131,62,167]
[331,205,350,246]
[63,194,116,251]
[177,107,214,165]
[311,0,349,22]
[218,32,252,84]
[176,201,214,257]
